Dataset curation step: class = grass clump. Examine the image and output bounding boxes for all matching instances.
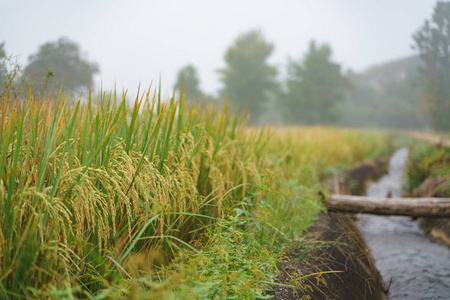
[0,87,389,299]
[405,141,450,193]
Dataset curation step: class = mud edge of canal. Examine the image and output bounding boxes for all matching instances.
[265,155,390,300]
[411,176,450,247]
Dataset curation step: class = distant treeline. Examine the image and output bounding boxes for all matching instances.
[339,56,426,130]
[174,2,450,131]
[1,2,449,130]
[175,38,426,130]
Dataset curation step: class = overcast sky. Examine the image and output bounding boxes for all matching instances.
[1,0,436,96]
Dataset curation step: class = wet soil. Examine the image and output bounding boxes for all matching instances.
[412,175,450,247]
[265,157,389,299]
[264,212,385,300]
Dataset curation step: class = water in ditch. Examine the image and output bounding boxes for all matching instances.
[357,147,450,299]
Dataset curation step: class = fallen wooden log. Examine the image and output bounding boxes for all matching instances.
[326,194,450,217]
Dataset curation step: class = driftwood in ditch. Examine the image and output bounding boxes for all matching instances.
[326,194,450,217]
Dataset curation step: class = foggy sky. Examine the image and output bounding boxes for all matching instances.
[1,0,435,96]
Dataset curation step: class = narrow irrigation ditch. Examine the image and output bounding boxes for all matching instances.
[358,148,450,299]
[267,146,450,299]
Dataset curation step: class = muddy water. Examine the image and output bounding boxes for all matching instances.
[358,148,450,299]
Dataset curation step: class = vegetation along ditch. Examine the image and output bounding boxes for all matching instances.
[0,88,392,299]
[3,83,449,299]
[266,149,391,299]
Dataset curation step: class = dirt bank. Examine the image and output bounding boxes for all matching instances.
[265,159,389,299]
[412,176,450,247]
[407,131,450,148]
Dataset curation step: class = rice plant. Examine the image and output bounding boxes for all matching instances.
[0,87,389,298]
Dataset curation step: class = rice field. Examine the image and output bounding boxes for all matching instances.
[0,88,389,299]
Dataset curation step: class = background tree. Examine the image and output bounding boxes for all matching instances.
[0,42,7,96]
[174,64,202,101]
[218,30,278,122]
[0,42,25,98]
[0,42,6,81]
[23,37,99,93]
[283,41,348,124]
[338,56,426,129]
[413,1,450,131]
[0,42,11,88]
